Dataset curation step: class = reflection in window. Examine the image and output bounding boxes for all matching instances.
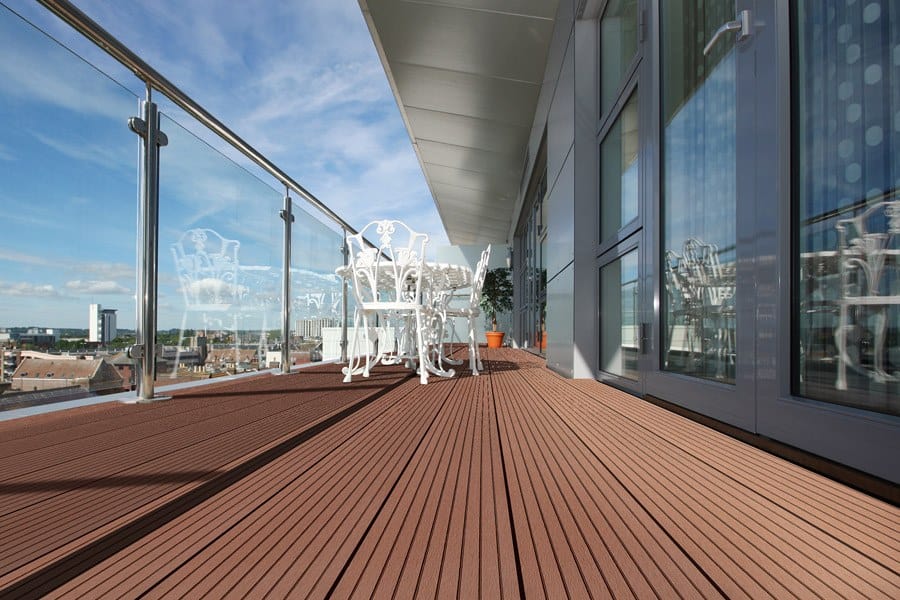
[661,1,737,383]
[794,1,899,416]
[600,0,638,116]
[600,90,639,240]
[600,250,639,380]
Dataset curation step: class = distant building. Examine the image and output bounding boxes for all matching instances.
[11,357,123,393]
[88,304,118,344]
[295,317,338,340]
[15,329,59,348]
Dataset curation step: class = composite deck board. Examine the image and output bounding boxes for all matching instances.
[491,356,722,600]
[567,378,900,566]
[47,372,427,599]
[0,371,406,578]
[0,349,895,599]
[0,364,411,596]
[522,365,899,599]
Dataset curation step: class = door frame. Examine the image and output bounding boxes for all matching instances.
[642,0,758,432]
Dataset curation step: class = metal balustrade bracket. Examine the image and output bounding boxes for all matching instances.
[128,117,147,137]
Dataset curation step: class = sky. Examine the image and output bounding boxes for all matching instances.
[0,0,445,331]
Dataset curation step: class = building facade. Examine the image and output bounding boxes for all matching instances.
[361,0,899,483]
[88,304,117,345]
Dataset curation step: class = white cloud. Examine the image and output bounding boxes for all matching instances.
[65,280,131,295]
[0,143,13,161]
[80,262,134,280]
[0,281,59,297]
[31,131,133,173]
[0,249,52,266]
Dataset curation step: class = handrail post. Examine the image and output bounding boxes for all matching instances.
[341,228,349,363]
[280,190,294,374]
[128,90,170,402]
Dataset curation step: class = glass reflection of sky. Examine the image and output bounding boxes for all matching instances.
[664,51,736,261]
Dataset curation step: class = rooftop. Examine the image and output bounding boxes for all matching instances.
[0,348,896,598]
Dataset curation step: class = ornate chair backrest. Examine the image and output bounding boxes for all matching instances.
[470,245,492,308]
[171,228,242,307]
[836,200,900,297]
[345,220,429,307]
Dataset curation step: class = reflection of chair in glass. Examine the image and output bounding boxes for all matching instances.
[342,220,430,384]
[171,228,243,372]
[439,245,490,375]
[834,200,900,389]
[664,238,736,378]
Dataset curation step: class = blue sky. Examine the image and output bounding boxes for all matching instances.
[0,0,444,330]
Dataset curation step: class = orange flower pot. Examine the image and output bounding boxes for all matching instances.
[485,331,505,348]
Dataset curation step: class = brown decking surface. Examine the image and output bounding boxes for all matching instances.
[0,349,896,599]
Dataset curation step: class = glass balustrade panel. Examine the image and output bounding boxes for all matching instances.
[0,4,139,396]
[291,202,345,364]
[158,110,283,380]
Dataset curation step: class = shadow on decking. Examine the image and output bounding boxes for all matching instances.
[2,372,412,600]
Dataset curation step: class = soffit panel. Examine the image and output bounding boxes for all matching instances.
[431,182,516,216]
[405,0,558,19]
[424,163,519,195]
[366,1,555,83]
[417,140,520,178]
[405,107,529,156]
[390,62,540,127]
[361,0,559,244]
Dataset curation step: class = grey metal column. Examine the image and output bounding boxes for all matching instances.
[128,92,169,402]
[280,190,294,374]
[340,228,349,363]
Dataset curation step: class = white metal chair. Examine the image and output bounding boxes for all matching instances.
[834,200,900,389]
[342,220,431,384]
[440,245,491,375]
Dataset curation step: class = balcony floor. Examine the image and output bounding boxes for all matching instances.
[0,348,897,599]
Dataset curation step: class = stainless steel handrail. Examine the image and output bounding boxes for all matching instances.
[36,0,361,238]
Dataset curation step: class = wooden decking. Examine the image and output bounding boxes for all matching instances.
[0,349,896,599]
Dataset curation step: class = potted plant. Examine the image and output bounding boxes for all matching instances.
[480,267,513,348]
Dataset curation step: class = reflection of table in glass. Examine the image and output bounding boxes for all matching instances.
[664,239,736,381]
[801,206,900,389]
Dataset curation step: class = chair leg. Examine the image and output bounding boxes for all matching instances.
[361,313,372,378]
[468,316,479,376]
[414,309,429,384]
[342,309,362,382]
[835,304,848,391]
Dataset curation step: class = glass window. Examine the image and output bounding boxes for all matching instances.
[600,250,639,380]
[600,90,639,240]
[661,0,737,384]
[600,0,639,116]
[794,0,899,416]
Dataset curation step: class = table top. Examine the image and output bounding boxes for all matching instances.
[336,261,473,291]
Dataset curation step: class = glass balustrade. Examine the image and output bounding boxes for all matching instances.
[291,202,346,363]
[1,0,365,410]
[158,109,284,380]
[0,3,139,401]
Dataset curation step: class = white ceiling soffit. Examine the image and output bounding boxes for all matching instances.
[359,0,559,245]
